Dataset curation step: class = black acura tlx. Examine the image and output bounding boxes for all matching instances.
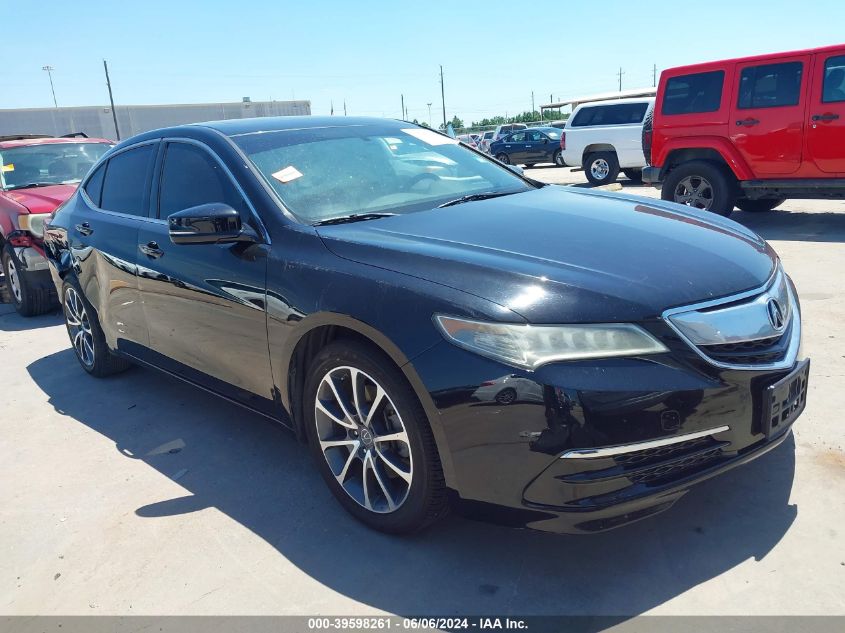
[43,116,808,534]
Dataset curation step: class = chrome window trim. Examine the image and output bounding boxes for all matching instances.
[79,138,162,224]
[662,265,801,371]
[560,425,731,459]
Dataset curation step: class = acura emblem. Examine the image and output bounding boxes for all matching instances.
[767,298,785,331]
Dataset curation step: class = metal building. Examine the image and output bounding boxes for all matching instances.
[0,99,311,140]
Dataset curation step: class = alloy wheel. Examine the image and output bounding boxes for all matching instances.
[6,257,22,303]
[64,287,95,368]
[674,175,714,210]
[555,152,564,166]
[314,366,413,513]
[590,158,610,181]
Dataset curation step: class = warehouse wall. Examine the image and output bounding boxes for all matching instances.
[0,100,311,140]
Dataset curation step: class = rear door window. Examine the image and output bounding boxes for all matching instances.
[662,70,725,115]
[99,143,157,216]
[822,55,845,103]
[84,162,106,207]
[509,132,526,142]
[738,62,803,109]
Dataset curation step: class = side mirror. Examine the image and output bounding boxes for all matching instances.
[507,164,524,177]
[168,203,251,245]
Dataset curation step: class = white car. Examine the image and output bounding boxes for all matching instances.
[478,130,495,154]
[472,375,544,405]
[561,97,654,186]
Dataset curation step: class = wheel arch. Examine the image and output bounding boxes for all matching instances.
[279,312,457,488]
[582,144,617,162]
[658,138,753,181]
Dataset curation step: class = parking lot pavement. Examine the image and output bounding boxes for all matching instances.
[1,181,844,617]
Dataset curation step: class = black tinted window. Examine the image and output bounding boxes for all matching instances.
[823,55,845,103]
[663,71,725,115]
[100,144,156,216]
[84,162,106,206]
[570,103,649,127]
[738,62,803,109]
[527,131,544,142]
[158,142,246,219]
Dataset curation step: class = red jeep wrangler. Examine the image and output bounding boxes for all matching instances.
[1,135,112,315]
[642,44,845,216]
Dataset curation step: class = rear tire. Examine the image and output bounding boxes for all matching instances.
[661,161,736,217]
[496,153,510,165]
[622,168,643,183]
[303,341,449,534]
[735,198,785,212]
[584,152,620,186]
[2,244,54,317]
[62,280,131,377]
[553,150,565,167]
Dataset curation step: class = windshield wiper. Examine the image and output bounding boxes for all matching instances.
[437,190,522,208]
[312,212,397,226]
[5,182,60,191]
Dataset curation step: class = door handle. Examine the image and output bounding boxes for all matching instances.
[74,222,93,236]
[139,241,164,258]
[736,118,760,127]
[812,113,840,122]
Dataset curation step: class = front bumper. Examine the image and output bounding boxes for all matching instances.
[409,329,807,534]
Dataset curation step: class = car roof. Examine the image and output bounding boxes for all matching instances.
[191,115,410,137]
[0,137,113,150]
[572,97,655,110]
[664,43,845,75]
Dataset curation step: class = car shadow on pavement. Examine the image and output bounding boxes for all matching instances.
[27,349,798,617]
[731,209,845,243]
[0,305,62,331]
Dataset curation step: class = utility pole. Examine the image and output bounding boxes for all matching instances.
[652,64,658,87]
[343,100,347,116]
[102,60,120,140]
[617,67,625,92]
[531,90,535,116]
[427,102,432,126]
[42,65,57,108]
[440,65,447,129]
[401,94,405,120]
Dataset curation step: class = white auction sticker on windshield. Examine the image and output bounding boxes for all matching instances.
[271,165,303,183]
[401,128,458,146]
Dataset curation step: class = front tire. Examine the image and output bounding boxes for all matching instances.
[553,149,565,167]
[496,153,510,165]
[584,151,620,186]
[661,160,736,217]
[735,198,785,212]
[2,244,54,317]
[304,341,449,534]
[62,281,131,377]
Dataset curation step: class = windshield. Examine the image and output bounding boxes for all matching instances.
[0,142,112,190]
[232,125,532,223]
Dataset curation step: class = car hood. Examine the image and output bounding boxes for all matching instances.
[4,184,77,214]
[316,186,777,323]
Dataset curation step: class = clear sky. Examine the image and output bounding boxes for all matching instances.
[3,0,845,125]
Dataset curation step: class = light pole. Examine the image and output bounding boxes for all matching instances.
[42,65,57,107]
[427,102,432,126]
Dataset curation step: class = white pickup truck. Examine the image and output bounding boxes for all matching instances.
[561,97,655,186]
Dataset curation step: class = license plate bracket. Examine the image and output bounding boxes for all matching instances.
[762,359,810,438]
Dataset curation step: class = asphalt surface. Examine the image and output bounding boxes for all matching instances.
[2,169,844,616]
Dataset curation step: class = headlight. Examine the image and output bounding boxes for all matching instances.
[17,213,51,238]
[434,315,668,370]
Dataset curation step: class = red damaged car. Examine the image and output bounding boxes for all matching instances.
[1,135,112,315]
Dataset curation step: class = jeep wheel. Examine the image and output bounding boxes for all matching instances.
[584,152,620,186]
[735,198,785,213]
[662,161,735,217]
[2,244,54,317]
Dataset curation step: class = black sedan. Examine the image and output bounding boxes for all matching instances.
[43,116,807,535]
[489,127,565,168]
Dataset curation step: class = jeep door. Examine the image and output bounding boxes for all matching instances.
[730,56,810,175]
[806,51,845,175]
